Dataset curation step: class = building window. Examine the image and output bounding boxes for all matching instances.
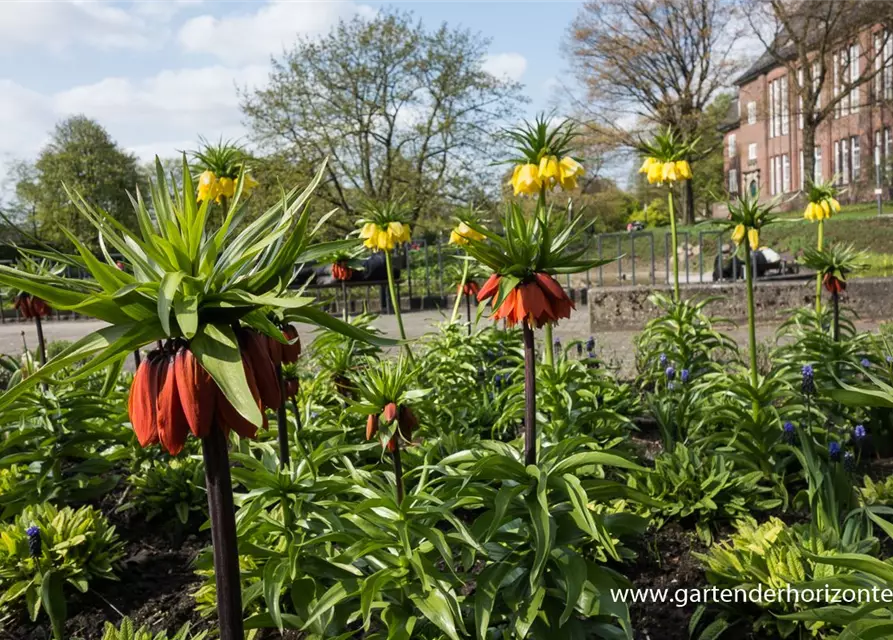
[834,140,840,180]
[729,169,739,193]
[770,156,777,195]
[782,154,791,192]
[728,134,737,158]
[886,36,893,100]
[748,142,757,162]
[769,80,776,137]
[886,127,892,160]
[813,61,822,112]
[781,76,789,134]
[876,130,883,168]
[747,101,757,125]
[852,135,861,179]
[815,146,823,182]
[799,150,805,189]
[850,42,861,113]
[798,68,804,129]
[834,52,841,117]
[842,138,850,184]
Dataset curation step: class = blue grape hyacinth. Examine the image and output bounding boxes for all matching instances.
[854,424,867,441]
[829,441,841,462]
[681,369,690,383]
[25,526,40,559]
[665,366,676,381]
[782,421,796,444]
[586,336,596,352]
[801,364,816,396]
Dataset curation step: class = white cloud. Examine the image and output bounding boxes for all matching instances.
[178,0,372,65]
[0,1,195,53]
[483,53,527,82]
[0,64,270,169]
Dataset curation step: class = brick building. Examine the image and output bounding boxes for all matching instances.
[723,26,893,206]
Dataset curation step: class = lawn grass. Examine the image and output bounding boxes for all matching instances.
[596,202,893,280]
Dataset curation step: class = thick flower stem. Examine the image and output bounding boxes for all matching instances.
[815,219,825,317]
[668,191,680,302]
[384,251,413,363]
[831,290,840,342]
[34,315,46,366]
[522,322,537,466]
[276,366,290,468]
[743,242,760,421]
[201,426,243,640]
[392,439,405,504]
[450,259,469,324]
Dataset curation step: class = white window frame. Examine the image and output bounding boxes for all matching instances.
[852,135,861,179]
[728,134,737,158]
[747,101,757,125]
[815,146,823,182]
[834,52,841,117]
[748,142,758,161]
[782,154,791,192]
[850,43,861,113]
[842,138,850,184]
[885,36,893,100]
[769,81,776,137]
[729,168,739,193]
[834,140,841,181]
[876,130,883,167]
[798,68,805,129]
[770,156,777,195]
[799,150,805,189]
[781,76,790,135]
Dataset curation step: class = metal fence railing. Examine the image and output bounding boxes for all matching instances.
[0,228,801,322]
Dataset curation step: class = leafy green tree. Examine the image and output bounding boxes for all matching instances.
[240,9,525,234]
[14,116,143,248]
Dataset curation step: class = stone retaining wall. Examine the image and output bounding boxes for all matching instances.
[589,277,893,331]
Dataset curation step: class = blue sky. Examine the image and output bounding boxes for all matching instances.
[0,0,584,181]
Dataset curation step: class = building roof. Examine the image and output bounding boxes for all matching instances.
[734,49,782,86]
[718,98,740,133]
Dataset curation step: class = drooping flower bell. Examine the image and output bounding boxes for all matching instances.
[13,293,50,319]
[449,222,485,245]
[359,221,411,252]
[506,115,584,195]
[332,262,354,281]
[637,128,696,185]
[477,272,574,329]
[803,179,840,222]
[823,273,846,294]
[128,333,285,455]
[193,139,259,203]
[365,401,418,452]
[459,280,480,297]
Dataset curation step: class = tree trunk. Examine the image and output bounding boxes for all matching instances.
[683,178,695,225]
[802,123,817,186]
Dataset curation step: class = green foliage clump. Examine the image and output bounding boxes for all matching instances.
[0,504,123,631]
[629,444,778,545]
[696,517,874,637]
[859,475,893,506]
[627,198,670,228]
[97,617,207,640]
[121,456,206,525]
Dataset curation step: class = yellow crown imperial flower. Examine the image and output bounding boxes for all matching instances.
[804,202,817,222]
[215,176,236,202]
[197,170,218,203]
[387,221,411,245]
[538,155,560,190]
[731,224,746,246]
[558,156,584,191]
[661,162,679,183]
[511,163,541,196]
[240,174,259,195]
[639,157,659,174]
[450,222,484,245]
[748,228,759,250]
[829,197,841,213]
[643,159,663,185]
[675,160,692,180]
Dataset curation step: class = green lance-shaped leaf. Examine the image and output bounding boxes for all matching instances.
[40,570,67,640]
[191,323,262,426]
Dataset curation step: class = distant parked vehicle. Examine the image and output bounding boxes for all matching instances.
[712,245,797,280]
[627,221,646,232]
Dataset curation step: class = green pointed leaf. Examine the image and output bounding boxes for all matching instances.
[175,295,199,339]
[41,570,67,640]
[158,271,185,336]
[191,323,262,426]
